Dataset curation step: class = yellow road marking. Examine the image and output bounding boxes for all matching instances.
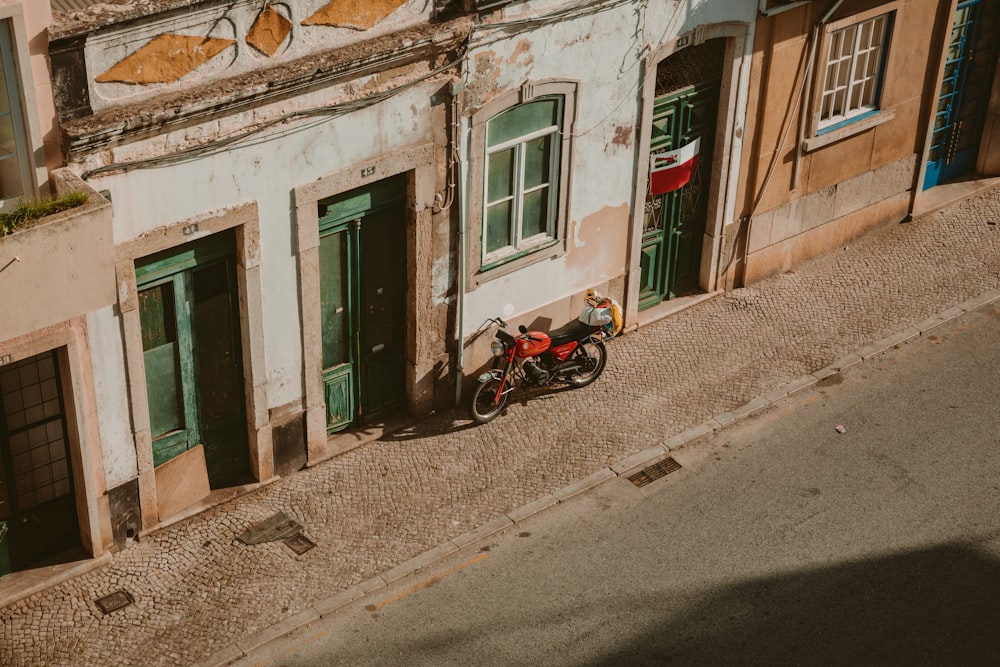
[370,552,488,611]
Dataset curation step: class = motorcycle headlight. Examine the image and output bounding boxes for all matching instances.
[491,341,504,357]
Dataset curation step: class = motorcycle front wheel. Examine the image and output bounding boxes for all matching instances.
[567,339,607,388]
[469,375,510,423]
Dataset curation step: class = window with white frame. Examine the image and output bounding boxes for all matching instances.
[482,95,563,266]
[0,18,32,205]
[818,12,892,132]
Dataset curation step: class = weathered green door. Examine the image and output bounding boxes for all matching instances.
[136,231,250,488]
[0,350,81,574]
[319,176,406,433]
[640,40,722,310]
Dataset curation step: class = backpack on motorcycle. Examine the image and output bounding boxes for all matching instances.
[580,289,623,337]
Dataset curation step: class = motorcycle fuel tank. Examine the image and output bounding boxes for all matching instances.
[515,332,550,357]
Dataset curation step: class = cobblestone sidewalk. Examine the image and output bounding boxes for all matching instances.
[3,186,1000,667]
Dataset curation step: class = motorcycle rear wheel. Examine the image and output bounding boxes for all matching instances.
[469,376,510,423]
[567,339,607,387]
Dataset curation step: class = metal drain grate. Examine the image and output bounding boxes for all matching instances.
[238,511,303,545]
[95,590,134,615]
[284,533,316,555]
[627,457,682,487]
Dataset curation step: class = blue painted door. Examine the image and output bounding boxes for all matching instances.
[925,0,999,189]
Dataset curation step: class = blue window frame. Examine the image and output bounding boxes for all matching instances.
[818,12,893,134]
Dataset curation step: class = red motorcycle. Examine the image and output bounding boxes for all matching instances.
[468,308,612,424]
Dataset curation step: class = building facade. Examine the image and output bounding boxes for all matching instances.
[2,0,994,600]
[735,0,1000,284]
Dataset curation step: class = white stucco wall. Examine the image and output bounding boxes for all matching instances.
[74,0,757,450]
[82,75,442,419]
[459,0,756,330]
[86,306,136,487]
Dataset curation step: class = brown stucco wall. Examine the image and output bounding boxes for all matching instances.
[736,0,950,285]
[0,171,113,343]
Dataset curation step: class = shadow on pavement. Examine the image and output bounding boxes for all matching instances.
[585,540,1000,666]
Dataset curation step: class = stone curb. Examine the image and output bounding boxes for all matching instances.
[204,290,998,667]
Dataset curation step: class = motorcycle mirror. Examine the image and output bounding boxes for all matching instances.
[518,325,527,334]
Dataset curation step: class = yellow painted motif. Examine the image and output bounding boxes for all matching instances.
[96,34,236,85]
[302,0,407,30]
[246,5,293,57]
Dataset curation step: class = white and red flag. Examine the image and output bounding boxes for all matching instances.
[649,137,700,195]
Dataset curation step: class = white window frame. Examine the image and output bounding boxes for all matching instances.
[466,80,578,288]
[482,98,562,266]
[806,4,898,150]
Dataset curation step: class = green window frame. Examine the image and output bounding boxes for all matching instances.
[482,95,563,267]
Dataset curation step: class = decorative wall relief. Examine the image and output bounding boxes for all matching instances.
[302,0,408,30]
[95,34,237,84]
[246,4,293,57]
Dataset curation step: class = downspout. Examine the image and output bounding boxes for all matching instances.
[793,0,846,188]
[452,87,468,407]
[758,0,812,17]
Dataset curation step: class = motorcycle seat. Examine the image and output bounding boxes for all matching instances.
[546,319,593,346]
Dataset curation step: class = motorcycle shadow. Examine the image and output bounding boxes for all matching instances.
[380,382,583,441]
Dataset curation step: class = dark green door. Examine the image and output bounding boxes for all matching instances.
[136,231,250,488]
[640,40,722,310]
[925,0,999,189]
[319,177,406,433]
[0,350,81,575]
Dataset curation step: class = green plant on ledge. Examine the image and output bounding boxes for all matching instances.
[0,191,89,237]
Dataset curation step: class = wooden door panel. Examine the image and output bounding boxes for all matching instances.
[359,208,404,418]
[323,365,354,432]
[0,351,80,571]
[137,231,250,487]
[319,228,356,433]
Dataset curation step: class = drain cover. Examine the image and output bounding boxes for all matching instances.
[627,456,682,487]
[95,590,134,615]
[284,533,316,555]
[238,511,303,545]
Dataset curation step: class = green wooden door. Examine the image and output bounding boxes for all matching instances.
[136,231,250,488]
[319,177,406,433]
[0,350,80,574]
[640,80,719,309]
[639,39,723,310]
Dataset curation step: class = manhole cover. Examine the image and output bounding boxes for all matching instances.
[95,590,134,615]
[284,533,316,555]
[627,457,682,487]
[238,511,303,545]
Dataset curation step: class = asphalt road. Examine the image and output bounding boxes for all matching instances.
[232,302,1000,667]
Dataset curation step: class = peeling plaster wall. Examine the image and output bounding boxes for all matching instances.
[81,76,443,417]
[460,0,756,330]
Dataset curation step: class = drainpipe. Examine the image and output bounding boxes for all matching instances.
[758,0,812,17]
[793,0,846,189]
[452,86,468,407]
